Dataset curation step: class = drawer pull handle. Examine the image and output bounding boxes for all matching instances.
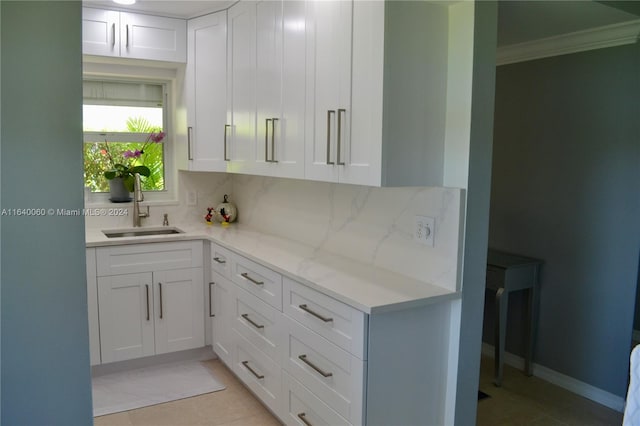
[241,272,264,286]
[145,284,150,321]
[158,282,163,319]
[213,257,226,264]
[241,360,264,379]
[209,282,215,317]
[298,354,333,378]
[297,413,312,426]
[298,304,333,323]
[241,313,264,329]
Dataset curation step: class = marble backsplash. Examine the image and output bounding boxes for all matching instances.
[86,171,464,292]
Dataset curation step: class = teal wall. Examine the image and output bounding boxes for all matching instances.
[1,2,93,424]
[487,43,640,397]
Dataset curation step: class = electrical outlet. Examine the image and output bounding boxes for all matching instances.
[186,191,197,206]
[414,215,435,247]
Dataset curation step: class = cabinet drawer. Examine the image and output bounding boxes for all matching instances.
[231,255,282,310]
[233,286,283,364]
[210,242,232,278]
[283,278,366,359]
[234,332,282,418]
[485,265,505,291]
[283,317,364,425]
[282,371,351,426]
[97,241,203,276]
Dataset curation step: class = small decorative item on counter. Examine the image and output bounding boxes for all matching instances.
[204,207,214,225]
[213,194,237,224]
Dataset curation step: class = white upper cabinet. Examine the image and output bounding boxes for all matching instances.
[226,1,258,174]
[304,0,352,183]
[82,8,120,57]
[256,0,306,179]
[82,8,187,62]
[304,1,461,187]
[186,11,228,172]
[226,0,306,178]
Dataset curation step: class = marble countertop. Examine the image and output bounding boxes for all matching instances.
[86,223,460,314]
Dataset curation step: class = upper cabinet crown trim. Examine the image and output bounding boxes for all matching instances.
[497,19,640,66]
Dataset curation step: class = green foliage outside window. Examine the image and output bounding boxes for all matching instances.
[83,117,164,192]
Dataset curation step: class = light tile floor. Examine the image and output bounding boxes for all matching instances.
[94,358,281,426]
[95,356,624,426]
[477,355,623,426]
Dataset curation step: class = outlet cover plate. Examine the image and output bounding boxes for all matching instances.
[414,215,435,247]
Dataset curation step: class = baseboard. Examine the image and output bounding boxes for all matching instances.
[481,343,625,413]
[92,346,216,377]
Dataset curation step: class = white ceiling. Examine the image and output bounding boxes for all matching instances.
[82,0,640,45]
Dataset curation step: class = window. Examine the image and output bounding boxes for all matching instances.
[83,80,167,193]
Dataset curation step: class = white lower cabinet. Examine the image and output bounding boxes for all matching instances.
[211,270,235,367]
[210,241,454,425]
[283,316,363,425]
[234,332,282,417]
[95,241,205,364]
[282,371,351,426]
[98,268,204,363]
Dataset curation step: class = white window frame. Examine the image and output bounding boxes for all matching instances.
[82,77,176,204]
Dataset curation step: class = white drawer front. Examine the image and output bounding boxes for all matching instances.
[282,371,351,426]
[234,332,282,418]
[231,255,282,310]
[97,241,203,276]
[210,242,232,279]
[283,277,366,359]
[284,317,364,425]
[233,286,284,364]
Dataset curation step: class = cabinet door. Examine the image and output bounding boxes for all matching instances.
[211,271,235,366]
[186,12,228,172]
[154,268,205,354]
[305,0,352,183]
[98,272,155,363]
[120,12,187,62]
[273,0,306,179]
[340,0,384,186]
[227,1,257,173]
[254,0,282,176]
[82,8,120,57]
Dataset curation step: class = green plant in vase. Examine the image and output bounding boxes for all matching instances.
[103,131,166,192]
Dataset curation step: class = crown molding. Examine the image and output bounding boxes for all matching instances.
[497,19,640,66]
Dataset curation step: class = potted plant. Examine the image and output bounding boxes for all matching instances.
[102,131,165,201]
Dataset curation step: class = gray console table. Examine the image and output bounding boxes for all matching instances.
[486,248,543,386]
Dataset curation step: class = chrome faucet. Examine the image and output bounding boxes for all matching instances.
[133,173,149,227]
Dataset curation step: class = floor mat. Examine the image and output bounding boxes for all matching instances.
[93,359,225,417]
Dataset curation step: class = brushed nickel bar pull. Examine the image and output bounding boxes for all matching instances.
[326,110,335,165]
[298,304,333,322]
[265,118,271,162]
[241,272,264,286]
[241,313,264,329]
[111,23,116,47]
[337,109,346,165]
[145,284,150,321]
[298,354,333,378]
[187,126,193,160]
[241,360,264,379]
[126,24,129,48]
[158,282,163,319]
[297,413,312,426]
[224,124,231,161]
[213,257,226,264]
[209,282,215,318]
[270,118,278,163]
